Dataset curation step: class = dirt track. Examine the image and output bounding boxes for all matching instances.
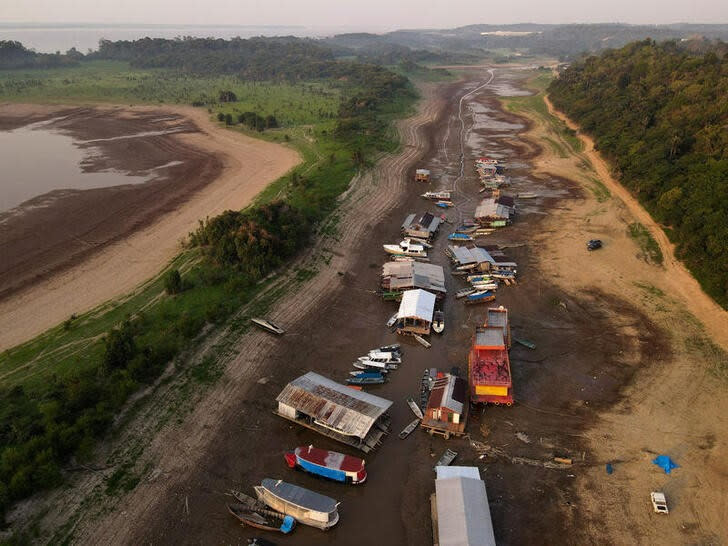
[0,105,300,350]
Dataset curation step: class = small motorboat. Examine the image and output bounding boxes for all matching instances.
[365,350,401,363]
[378,344,401,353]
[448,233,473,242]
[434,449,458,469]
[383,240,428,258]
[421,191,451,200]
[465,290,496,304]
[386,313,399,328]
[250,318,285,335]
[413,334,431,348]
[228,491,296,534]
[352,361,389,372]
[356,358,398,370]
[432,310,445,334]
[435,201,453,209]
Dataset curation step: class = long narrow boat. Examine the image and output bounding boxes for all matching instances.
[228,491,296,534]
[255,479,339,530]
[413,334,431,348]
[407,397,424,419]
[455,287,476,299]
[434,449,458,468]
[399,419,420,439]
[421,191,451,200]
[251,318,285,335]
[465,291,496,304]
[346,373,386,385]
[448,233,473,242]
[285,445,367,485]
[386,313,399,328]
[514,337,537,350]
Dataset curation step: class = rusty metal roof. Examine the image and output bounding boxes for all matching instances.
[276,372,393,439]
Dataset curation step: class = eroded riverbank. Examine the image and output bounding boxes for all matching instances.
[0,104,300,350]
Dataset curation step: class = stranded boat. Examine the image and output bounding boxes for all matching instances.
[383,240,428,258]
[251,318,285,335]
[448,233,473,242]
[228,492,296,534]
[432,310,445,334]
[255,479,340,530]
[407,397,424,419]
[421,191,451,200]
[347,372,386,385]
[285,445,367,485]
[465,291,496,304]
[399,419,420,439]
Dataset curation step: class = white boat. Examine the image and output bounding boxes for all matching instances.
[355,359,398,370]
[367,350,401,363]
[405,237,433,248]
[255,479,339,530]
[251,318,285,335]
[432,310,445,334]
[421,191,451,200]
[386,313,398,327]
[352,361,390,372]
[470,282,498,291]
[383,240,428,258]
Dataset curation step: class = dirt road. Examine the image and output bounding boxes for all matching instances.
[0,105,300,350]
[544,96,728,351]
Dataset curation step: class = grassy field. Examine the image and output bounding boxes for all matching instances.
[0,60,342,127]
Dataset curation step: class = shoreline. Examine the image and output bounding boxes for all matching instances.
[0,103,301,350]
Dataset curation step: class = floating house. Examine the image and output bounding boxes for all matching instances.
[401,212,442,240]
[422,373,468,438]
[446,245,495,272]
[275,372,393,452]
[396,289,436,335]
[474,198,512,226]
[381,262,446,299]
[255,479,340,530]
[432,466,496,546]
[415,168,431,182]
[469,326,513,405]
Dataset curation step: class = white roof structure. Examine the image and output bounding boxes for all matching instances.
[397,289,436,322]
[276,372,393,439]
[436,473,496,546]
[436,466,481,480]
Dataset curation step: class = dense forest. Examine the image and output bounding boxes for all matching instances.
[548,40,728,307]
[0,41,81,69]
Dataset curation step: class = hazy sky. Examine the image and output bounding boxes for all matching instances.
[2,0,727,29]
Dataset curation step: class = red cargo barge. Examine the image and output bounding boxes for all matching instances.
[468,325,513,405]
[285,445,367,484]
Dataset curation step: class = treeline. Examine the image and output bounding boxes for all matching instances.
[0,41,81,70]
[191,201,311,276]
[548,40,728,306]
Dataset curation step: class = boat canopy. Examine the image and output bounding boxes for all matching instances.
[397,289,436,322]
[261,479,338,513]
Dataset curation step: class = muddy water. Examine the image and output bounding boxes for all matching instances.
[0,120,154,213]
[135,70,662,546]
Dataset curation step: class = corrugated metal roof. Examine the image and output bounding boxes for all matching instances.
[436,477,496,546]
[276,372,393,439]
[401,213,416,230]
[474,198,511,220]
[475,327,505,348]
[449,246,493,266]
[397,289,436,321]
[436,466,481,480]
[470,247,495,264]
[427,374,466,414]
[382,262,446,293]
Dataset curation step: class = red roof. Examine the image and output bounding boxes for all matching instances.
[294,445,365,473]
[469,347,511,387]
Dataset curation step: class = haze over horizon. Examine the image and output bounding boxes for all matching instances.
[2,0,727,31]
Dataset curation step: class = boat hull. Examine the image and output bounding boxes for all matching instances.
[255,482,340,530]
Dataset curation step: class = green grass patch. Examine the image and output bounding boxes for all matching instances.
[628,223,664,265]
[633,281,666,298]
[586,175,611,202]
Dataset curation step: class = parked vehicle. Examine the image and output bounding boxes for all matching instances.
[587,239,602,251]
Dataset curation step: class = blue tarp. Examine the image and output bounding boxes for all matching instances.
[652,455,679,474]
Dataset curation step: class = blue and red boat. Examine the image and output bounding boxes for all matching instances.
[284,445,367,484]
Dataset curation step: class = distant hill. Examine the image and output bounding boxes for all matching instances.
[548,40,728,306]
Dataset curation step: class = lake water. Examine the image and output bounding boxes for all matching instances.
[0,120,151,212]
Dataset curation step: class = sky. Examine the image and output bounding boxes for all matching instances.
[2,0,727,30]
